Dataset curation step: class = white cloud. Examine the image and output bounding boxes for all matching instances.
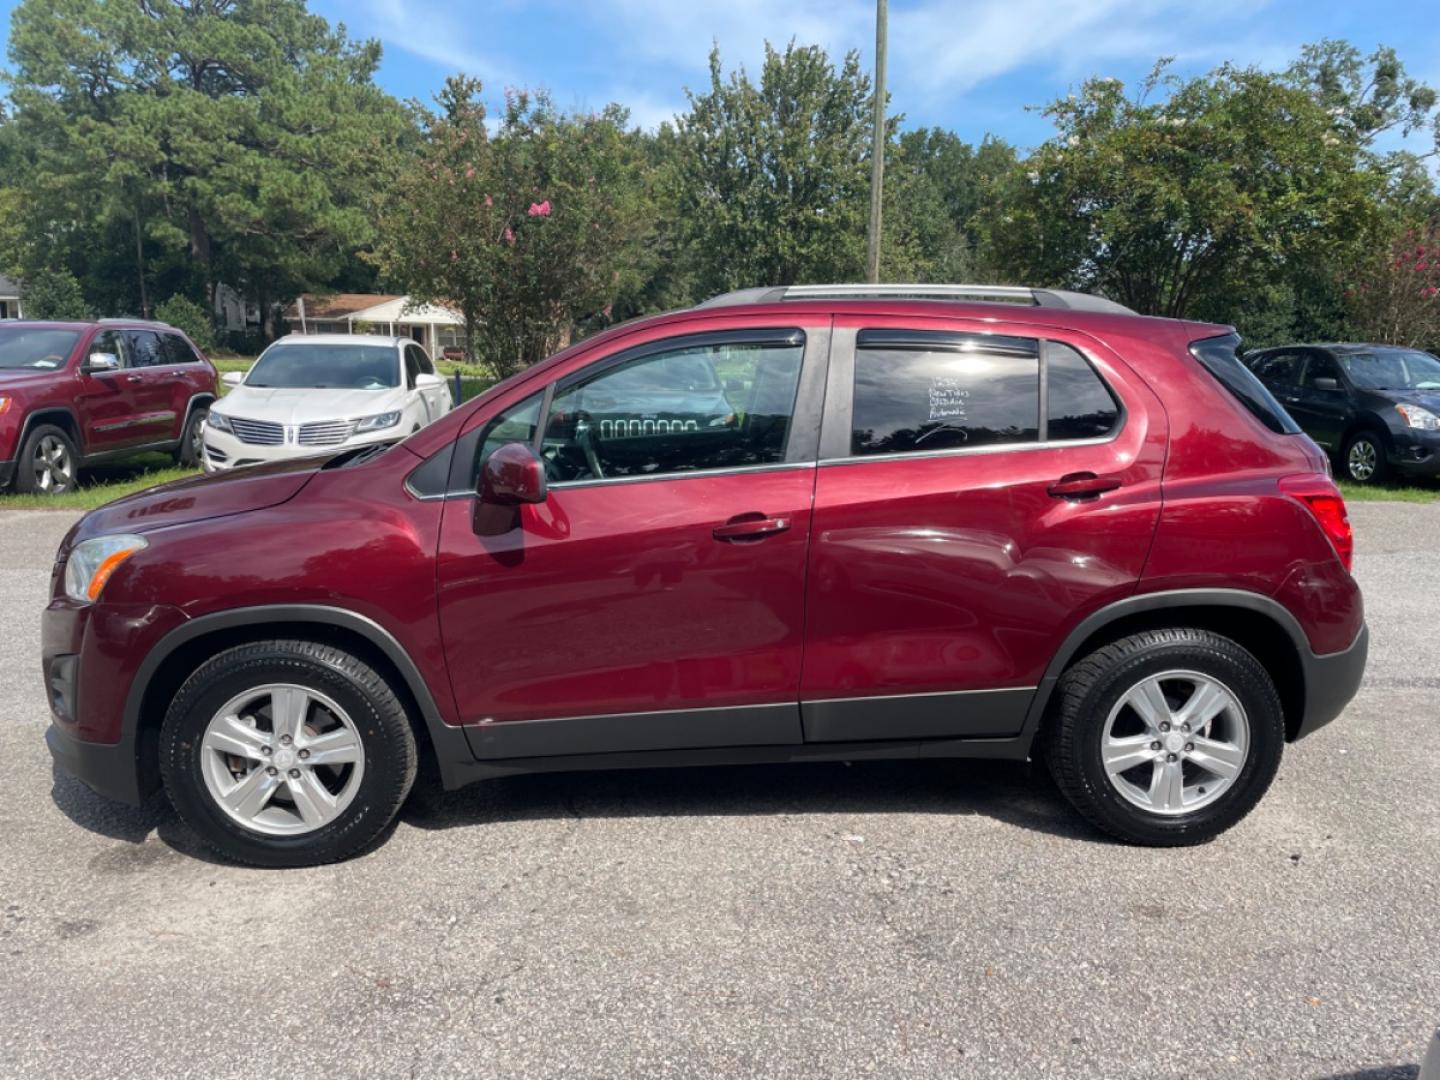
[359,0,515,86]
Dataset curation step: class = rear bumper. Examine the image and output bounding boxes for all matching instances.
[1293,622,1368,741]
[45,723,145,806]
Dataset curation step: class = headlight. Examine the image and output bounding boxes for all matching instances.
[64,535,148,603]
[205,411,233,434]
[1397,404,1440,431]
[354,411,401,433]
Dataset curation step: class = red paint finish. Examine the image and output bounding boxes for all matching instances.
[802,316,1168,699]
[0,320,216,466]
[436,468,815,723]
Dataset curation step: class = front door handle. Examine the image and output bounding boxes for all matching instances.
[124,374,143,384]
[1047,472,1121,500]
[713,515,790,542]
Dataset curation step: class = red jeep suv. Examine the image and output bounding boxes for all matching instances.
[0,319,217,495]
[41,285,1367,866]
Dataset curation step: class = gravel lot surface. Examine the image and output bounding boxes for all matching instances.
[0,503,1435,1079]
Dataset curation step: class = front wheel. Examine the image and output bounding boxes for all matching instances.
[14,423,79,495]
[1045,628,1284,846]
[160,640,418,867]
[1340,430,1388,484]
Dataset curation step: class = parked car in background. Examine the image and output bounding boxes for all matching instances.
[43,284,1365,867]
[1244,343,1440,484]
[0,319,217,495]
[203,335,453,471]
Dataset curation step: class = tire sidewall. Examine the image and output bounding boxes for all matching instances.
[161,646,412,867]
[177,407,208,467]
[1065,638,1284,844]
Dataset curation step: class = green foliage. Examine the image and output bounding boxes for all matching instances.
[3,0,409,327]
[673,44,873,298]
[21,268,90,319]
[982,62,1388,323]
[373,77,651,376]
[154,295,215,352]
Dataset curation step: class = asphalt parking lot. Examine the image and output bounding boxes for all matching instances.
[0,504,1436,1079]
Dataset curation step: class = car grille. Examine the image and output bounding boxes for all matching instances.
[298,420,357,446]
[227,416,285,446]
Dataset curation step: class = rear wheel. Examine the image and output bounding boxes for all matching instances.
[160,640,418,867]
[14,424,79,495]
[1340,430,1388,484]
[174,407,208,467]
[1045,628,1284,846]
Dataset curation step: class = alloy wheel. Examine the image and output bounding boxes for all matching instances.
[1347,438,1378,482]
[199,683,366,836]
[31,435,75,493]
[1100,669,1250,816]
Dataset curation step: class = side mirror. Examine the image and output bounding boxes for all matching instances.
[222,371,244,387]
[1312,376,1340,392]
[479,442,547,506]
[415,372,444,389]
[86,352,120,373]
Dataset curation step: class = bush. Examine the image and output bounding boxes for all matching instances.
[154,295,215,353]
[21,270,90,320]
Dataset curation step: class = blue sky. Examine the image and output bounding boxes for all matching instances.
[4,0,1440,154]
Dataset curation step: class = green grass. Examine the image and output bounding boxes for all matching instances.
[1338,479,1440,503]
[0,453,196,511]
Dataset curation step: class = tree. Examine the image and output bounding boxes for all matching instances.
[673,44,873,298]
[373,78,651,375]
[154,294,215,352]
[4,0,409,330]
[1286,40,1439,160]
[21,269,90,319]
[1344,221,1440,349]
[982,61,1386,322]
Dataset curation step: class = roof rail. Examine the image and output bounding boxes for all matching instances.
[97,316,174,329]
[694,283,1135,315]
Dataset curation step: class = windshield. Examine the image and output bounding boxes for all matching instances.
[0,327,81,370]
[1339,349,1440,391]
[245,343,398,390]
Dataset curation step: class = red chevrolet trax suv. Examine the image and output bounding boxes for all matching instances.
[0,319,217,494]
[41,285,1367,867]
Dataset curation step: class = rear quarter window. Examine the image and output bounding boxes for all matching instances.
[1189,334,1300,435]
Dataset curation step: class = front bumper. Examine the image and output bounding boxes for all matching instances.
[1390,429,1440,478]
[202,424,401,472]
[1292,623,1369,741]
[46,724,146,805]
[0,459,13,490]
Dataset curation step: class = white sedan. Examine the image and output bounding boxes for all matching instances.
[203,335,453,471]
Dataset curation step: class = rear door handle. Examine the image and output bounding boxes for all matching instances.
[124,374,143,384]
[713,515,790,542]
[1047,472,1121,500]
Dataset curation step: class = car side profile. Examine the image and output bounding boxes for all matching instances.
[0,319,217,494]
[42,284,1367,867]
[1244,342,1440,484]
[203,334,453,471]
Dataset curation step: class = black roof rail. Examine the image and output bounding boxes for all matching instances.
[96,317,176,329]
[694,283,1135,315]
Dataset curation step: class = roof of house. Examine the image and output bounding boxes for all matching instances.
[283,293,403,320]
[0,275,20,299]
[283,292,463,326]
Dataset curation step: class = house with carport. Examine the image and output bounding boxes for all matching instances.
[283,293,466,360]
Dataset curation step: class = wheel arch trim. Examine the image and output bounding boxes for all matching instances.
[1019,588,1315,746]
[124,604,473,785]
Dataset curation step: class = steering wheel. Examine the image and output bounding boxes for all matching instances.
[574,414,605,480]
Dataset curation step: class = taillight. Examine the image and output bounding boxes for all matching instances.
[1279,474,1353,571]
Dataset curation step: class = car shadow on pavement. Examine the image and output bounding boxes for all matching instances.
[398,757,1105,844]
[1316,1069,1419,1080]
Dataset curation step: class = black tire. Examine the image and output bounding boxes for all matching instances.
[174,406,208,467]
[159,640,418,867]
[1340,429,1388,485]
[1045,628,1284,846]
[13,422,80,495]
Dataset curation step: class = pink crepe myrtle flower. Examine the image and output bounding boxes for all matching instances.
[503,227,515,245]
[1424,286,1439,298]
[484,194,493,208]
[465,167,475,179]
[527,200,552,217]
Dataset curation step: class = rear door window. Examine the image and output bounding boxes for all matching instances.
[124,330,164,368]
[850,331,1040,456]
[1046,342,1121,441]
[1190,334,1301,435]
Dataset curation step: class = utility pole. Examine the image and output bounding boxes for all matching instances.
[865,0,888,283]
